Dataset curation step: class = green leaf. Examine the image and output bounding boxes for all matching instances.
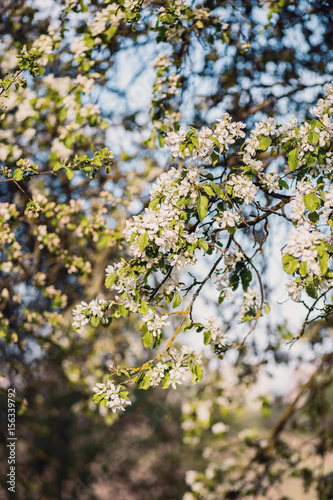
[105,274,116,289]
[160,13,176,24]
[100,399,107,408]
[210,151,220,167]
[282,254,298,274]
[279,180,289,190]
[172,292,181,309]
[308,130,319,145]
[191,364,203,384]
[203,185,215,197]
[288,148,299,171]
[203,330,211,345]
[93,392,106,404]
[197,194,209,221]
[118,305,129,317]
[161,372,170,389]
[138,375,151,390]
[308,212,319,223]
[240,268,252,291]
[93,156,102,167]
[198,238,209,252]
[91,316,100,327]
[303,192,321,213]
[105,25,117,40]
[259,137,272,151]
[299,261,307,277]
[65,168,74,180]
[211,183,224,199]
[137,232,149,251]
[319,251,329,275]
[306,285,317,299]
[152,333,163,349]
[142,329,154,348]
[13,168,23,181]
[138,301,148,315]
[148,198,160,210]
[264,302,271,315]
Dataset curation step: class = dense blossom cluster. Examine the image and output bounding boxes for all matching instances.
[69,84,333,413]
[227,174,258,204]
[123,165,202,268]
[165,113,246,160]
[93,379,131,413]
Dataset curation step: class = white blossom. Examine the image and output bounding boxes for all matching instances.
[228,174,258,204]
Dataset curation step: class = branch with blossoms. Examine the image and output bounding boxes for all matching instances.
[72,83,333,413]
[0,148,114,189]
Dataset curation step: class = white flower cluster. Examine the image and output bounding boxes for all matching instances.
[164,127,186,158]
[93,380,131,413]
[297,121,330,156]
[72,298,107,332]
[80,103,101,118]
[227,174,258,204]
[75,74,97,94]
[152,54,171,70]
[205,317,227,346]
[0,202,18,222]
[241,288,260,318]
[148,362,169,387]
[310,83,333,118]
[124,166,201,269]
[213,114,246,153]
[154,73,181,99]
[32,34,53,65]
[180,345,203,365]
[70,38,89,59]
[148,346,201,389]
[51,138,72,159]
[285,279,304,302]
[90,3,125,37]
[160,0,184,15]
[259,170,279,193]
[43,74,72,97]
[244,118,276,156]
[168,365,187,389]
[280,103,332,171]
[105,262,140,312]
[289,180,314,223]
[225,249,244,267]
[284,223,325,276]
[216,280,233,301]
[142,308,170,337]
[165,114,246,160]
[150,166,201,208]
[215,210,239,229]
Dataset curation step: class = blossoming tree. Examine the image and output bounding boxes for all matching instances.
[1,0,333,498]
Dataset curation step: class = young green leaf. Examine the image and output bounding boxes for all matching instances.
[142,329,154,348]
[105,274,116,289]
[259,137,272,151]
[172,292,181,309]
[288,148,299,171]
[137,232,149,251]
[197,194,209,221]
[303,192,321,212]
[282,254,298,274]
[13,168,23,181]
